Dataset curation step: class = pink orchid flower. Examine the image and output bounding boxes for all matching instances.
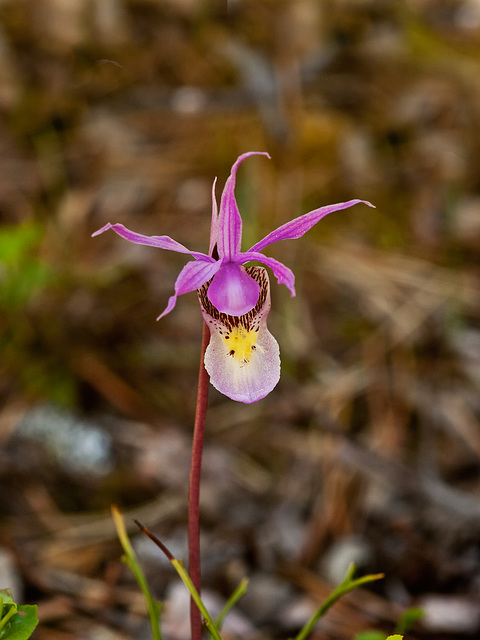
[93,152,373,403]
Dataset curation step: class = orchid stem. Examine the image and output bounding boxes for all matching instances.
[189,321,210,640]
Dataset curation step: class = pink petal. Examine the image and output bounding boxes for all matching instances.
[207,263,260,316]
[157,259,221,319]
[217,152,270,261]
[198,266,280,403]
[248,199,375,254]
[92,222,212,262]
[237,251,296,297]
[208,177,219,257]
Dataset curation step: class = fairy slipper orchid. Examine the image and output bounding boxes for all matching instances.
[93,152,374,403]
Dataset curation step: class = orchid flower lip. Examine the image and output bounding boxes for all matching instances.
[198,265,280,404]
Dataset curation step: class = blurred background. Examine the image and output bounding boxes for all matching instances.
[1,0,480,638]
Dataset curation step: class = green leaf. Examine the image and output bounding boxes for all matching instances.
[396,607,424,634]
[170,558,223,640]
[215,578,248,631]
[352,632,388,640]
[0,590,14,604]
[111,507,162,640]
[293,564,384,640]
[0,591,38,640]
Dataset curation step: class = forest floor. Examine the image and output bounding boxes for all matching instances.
[2,1,480,638]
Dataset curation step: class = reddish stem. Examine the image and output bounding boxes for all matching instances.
[189,322,210,640]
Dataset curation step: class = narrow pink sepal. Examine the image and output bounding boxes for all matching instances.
[91,223,113,237]
[248,199,375,254]
[217,152,270,261]
[237,251,296,297]
[208,177,218,257]
[92,222,212,262]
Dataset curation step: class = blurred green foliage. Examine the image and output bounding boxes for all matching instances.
[0,222,52,308]
[0,222,77,405]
